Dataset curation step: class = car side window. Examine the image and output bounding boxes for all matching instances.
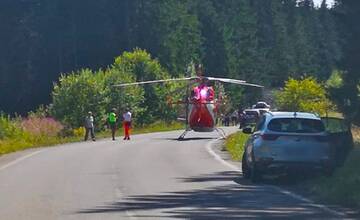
[255,116,266,131]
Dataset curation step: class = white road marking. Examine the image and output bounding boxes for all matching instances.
[205,138,346,218]
[205,140,241,172]
[0,150,45,171]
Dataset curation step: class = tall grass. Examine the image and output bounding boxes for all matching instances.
[224,132,249,161]
[0,115,69,155]
[21,116,64,137]
[95,121,184,139]
[0,115,184,156]
[133,121,183,134]
[305,126,360,208]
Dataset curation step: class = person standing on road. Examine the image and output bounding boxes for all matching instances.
[108,108,117,141]
[231,110,238,126]
[123,108,132,140]
[84,111,96,141]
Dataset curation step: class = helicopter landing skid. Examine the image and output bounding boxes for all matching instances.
[178,128,226,140]
[215,127,226,139]
[178,129,190,140]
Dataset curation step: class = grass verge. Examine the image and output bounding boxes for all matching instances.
[0,136,80,155]
[0,121,184,156]
[304,127,360,208]
[224,131,249,161]
[95,121,184,139]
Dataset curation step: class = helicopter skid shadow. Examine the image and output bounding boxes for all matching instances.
[158,137,216,141]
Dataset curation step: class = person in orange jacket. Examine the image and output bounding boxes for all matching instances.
[122,108,132,140]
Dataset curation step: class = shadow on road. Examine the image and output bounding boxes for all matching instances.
[76,171,336,219]
[156,137,216,141]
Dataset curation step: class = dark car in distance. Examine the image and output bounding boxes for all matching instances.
[239,109,260,128]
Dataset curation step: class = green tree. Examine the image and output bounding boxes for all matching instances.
[267,0,296,84]
[0,0,343,117]
[334,0,360,124]
[220,0,259,82]
[128,0,202,75]
[113,49,181,124]
[50,69,106,128]
[155,0,202,74]
[316,0,341,80]
[102,67,145,125]
[193,0,226,76]
[275,77,331,115]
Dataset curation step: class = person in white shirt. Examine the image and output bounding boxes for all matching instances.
[122,108,132,140]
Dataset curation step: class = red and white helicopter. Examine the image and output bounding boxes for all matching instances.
[113,65,263,140]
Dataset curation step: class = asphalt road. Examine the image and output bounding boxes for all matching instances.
[0,128,348,219]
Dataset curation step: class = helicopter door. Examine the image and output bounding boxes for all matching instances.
[321,117,354,167]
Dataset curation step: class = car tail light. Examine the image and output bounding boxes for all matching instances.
[315,135,329,142]
[261,134,279,141]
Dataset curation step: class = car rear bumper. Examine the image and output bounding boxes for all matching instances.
[256,159,332,174]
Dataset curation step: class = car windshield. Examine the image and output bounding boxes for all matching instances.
[268,118,325,133]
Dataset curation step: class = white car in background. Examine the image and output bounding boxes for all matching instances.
[252,101,270,115]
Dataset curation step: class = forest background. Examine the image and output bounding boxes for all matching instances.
[0,0,359,125]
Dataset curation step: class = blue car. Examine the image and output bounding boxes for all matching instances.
[241,112,352,182]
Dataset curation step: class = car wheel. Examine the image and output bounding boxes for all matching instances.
[250,163,262,183]
[242,153,250,179]
[323,165,335,177]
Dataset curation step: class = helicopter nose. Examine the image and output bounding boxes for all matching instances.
[200,89,207,98]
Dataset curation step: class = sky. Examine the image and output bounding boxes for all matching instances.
[313,0,335,7]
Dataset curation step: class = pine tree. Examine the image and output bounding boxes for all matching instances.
[219,0,259,81]
[334,0,360,124]
[293,0,321,77]
[316,0,341,80]
[267,0,296,85]
[193,0,226,76]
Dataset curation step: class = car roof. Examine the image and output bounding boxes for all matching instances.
[244,109,260,112]
[266,111,320,120]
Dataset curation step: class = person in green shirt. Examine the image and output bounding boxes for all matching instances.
[108,108,117,140]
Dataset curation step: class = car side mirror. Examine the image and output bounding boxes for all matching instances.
[242,127,253,134]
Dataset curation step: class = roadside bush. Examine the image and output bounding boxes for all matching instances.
[72,127,85,137]
[103,66,145,125]
[0,115,24,140]
[50,49,183,128]
[0,115,34,154]
[113,48,181,125]
[275,77,332,115]
[51,69,107,128]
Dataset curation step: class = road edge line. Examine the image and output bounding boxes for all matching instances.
[205,138,346,218]
[0,150,45,171]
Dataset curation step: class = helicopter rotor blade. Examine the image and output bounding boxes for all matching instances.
[112,77,197,87]
[206,77,263,88]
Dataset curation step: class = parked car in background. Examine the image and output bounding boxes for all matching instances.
[239,109,260,128]
[241,112,349,182]
[252,101,270,109]
[252,101,270,115]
